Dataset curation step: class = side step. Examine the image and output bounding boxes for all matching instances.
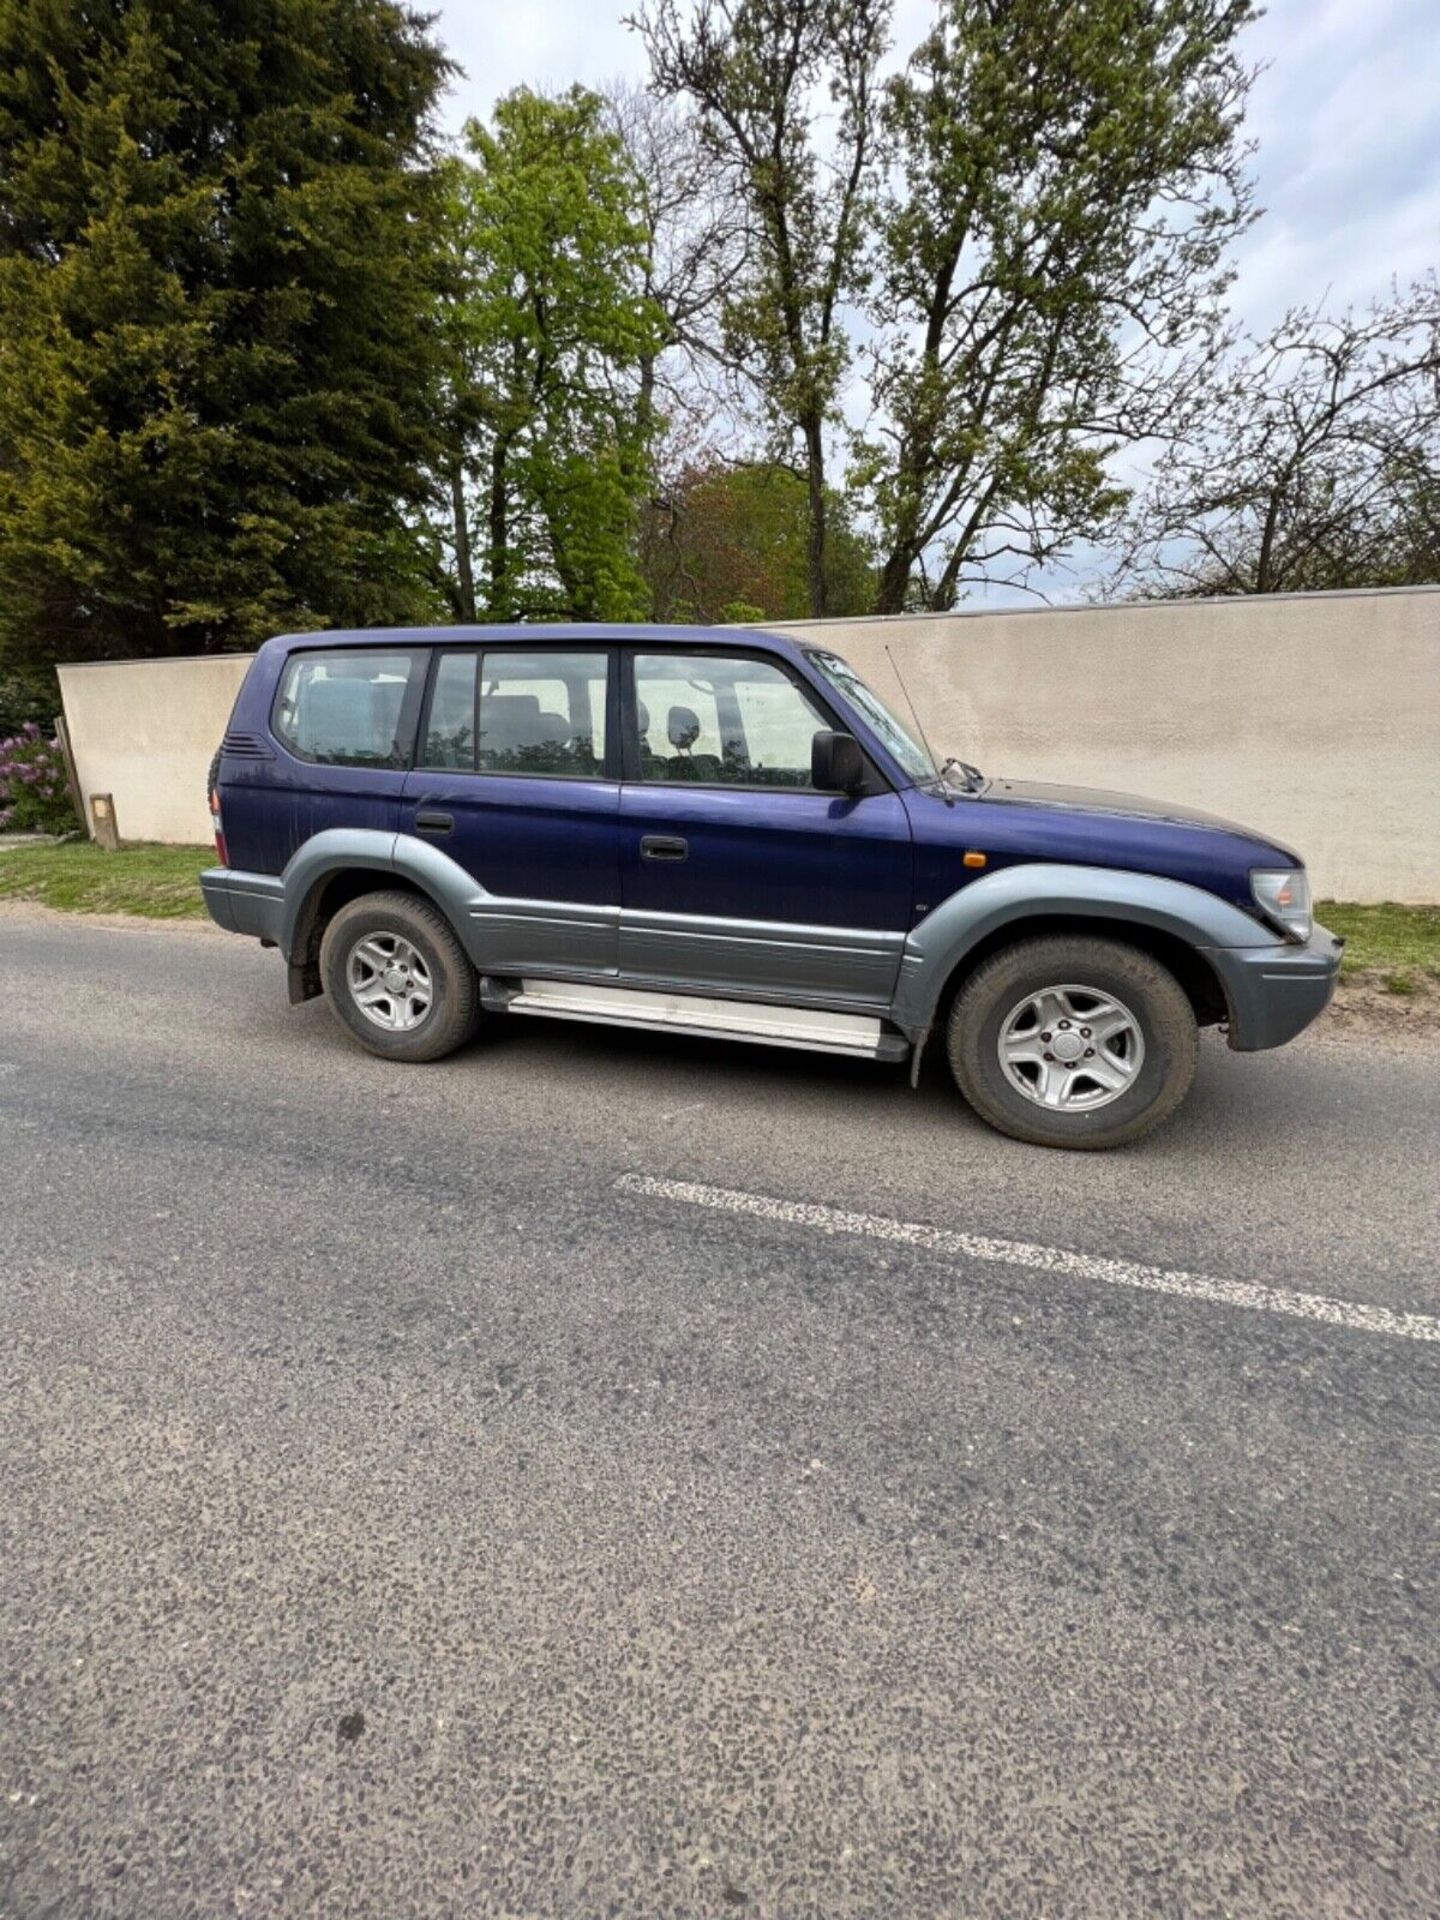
[482,977,910,1062]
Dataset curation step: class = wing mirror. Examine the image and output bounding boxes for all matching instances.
[811,729,865,795]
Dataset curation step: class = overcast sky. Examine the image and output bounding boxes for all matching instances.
[432,0,1438,330]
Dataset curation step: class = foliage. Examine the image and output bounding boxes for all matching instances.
[1317,902,1440,991]
[640,462,874,622]
[857,0,1257,612]
[0,661,60,738]
[0,724,79,833]
[432,88,664,623]
[0,0,451,667]
[1108,282,1440,596]
[634,0,892,618]
[0,838,209,913]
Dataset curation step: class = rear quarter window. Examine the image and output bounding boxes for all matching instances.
[272,649,427,768]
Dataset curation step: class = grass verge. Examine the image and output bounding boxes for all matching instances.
[0,839,212,918]
[1317,901,1440,994]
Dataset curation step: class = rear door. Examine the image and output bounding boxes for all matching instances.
[617,648,913,1007]
[233,643,430,874]
[401,645,621,977]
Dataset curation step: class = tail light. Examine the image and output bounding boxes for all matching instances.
[210,785,229,868]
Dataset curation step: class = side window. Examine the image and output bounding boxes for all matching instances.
[422,652,478,770]
[634,652,829,788]
[477,650,609,778]
[273,649,426,768]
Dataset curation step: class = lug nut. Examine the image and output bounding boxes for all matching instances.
[1058,1019,1071,1029]
[1080,1027,1091,1037]
[1040,1030,1052,1042]
[1085,1047,1095,1057]
[1043,1051,1054,1061]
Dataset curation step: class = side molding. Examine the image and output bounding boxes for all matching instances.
[889,862,1275,1039]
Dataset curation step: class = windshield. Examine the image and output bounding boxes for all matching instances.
[806,649,936,783]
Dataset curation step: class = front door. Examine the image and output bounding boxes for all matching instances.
[402,645,621,977]
[618,648,913,1007]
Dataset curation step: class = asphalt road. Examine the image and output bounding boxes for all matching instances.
[1,909,1437,1920]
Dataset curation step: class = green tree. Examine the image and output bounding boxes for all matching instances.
[859,0,1256,611]
[435,88,663,623]
[633,0,891,619]
[0,0,450,667]
[639,461,874,622]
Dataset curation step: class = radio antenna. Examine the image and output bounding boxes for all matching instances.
[884,643,945,792]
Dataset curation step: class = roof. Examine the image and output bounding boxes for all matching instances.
[264,622,811,659]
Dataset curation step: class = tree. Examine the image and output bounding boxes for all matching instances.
[433,88,663,623]
[632,0,891,618]
[857,0,1257,612]
[0,0,452,666]
[1107,281,1440,597]
[603,83,750,447]
[639,459,874,621]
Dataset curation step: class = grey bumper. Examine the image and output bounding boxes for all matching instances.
[200,868,285,946]
[1204,922,1343,1052]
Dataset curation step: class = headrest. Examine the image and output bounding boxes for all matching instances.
[668,705,701,750]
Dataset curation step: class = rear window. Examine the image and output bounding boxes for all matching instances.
[273,649,427,767]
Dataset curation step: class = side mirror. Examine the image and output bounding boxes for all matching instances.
[811,729,865,794]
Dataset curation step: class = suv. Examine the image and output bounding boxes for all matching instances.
[202,625,1340,1149]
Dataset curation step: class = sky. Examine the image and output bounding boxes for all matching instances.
[431,0,1440,330]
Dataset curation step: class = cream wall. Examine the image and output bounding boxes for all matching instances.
[58,654,252,846]
[55,587,1438,899]
[763,587,1440,903]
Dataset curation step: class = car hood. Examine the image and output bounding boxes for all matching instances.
[982,777,1301,863]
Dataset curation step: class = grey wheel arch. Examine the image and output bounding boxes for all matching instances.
[891,863,1272,1044]
[280,830,482,1000]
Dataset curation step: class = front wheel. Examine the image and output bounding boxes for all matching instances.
[947,936,1198,1149]
[319,891,480,1063]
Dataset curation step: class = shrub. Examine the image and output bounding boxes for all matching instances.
[0,664,60,738]
[0,723,79,833]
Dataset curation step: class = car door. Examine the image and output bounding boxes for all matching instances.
[401,645,621,977]
[618,647,914,1007]
[247,642,430,872]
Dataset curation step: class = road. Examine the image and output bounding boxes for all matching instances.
[1,909,1436,1919]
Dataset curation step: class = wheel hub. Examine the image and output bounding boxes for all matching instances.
[346,932,433,1033]
[997,982,1145,1112]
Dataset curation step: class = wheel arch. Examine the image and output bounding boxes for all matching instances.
[893,863,1267,1044]
[927,913,1231,1039]
[279,830,479,1003]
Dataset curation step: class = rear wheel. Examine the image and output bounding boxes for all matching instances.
[947,935,1197,1149]
[319,891,480,1063]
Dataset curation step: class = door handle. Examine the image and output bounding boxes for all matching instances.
[640,834,688,862]
[415,810,454,834]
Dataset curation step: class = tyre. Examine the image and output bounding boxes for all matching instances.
[947,935,1198,1150]
[319,890,480,1063]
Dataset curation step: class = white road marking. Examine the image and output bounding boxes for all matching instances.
[614,1173,1440,1345]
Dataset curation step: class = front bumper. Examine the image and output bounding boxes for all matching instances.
[1203,922,1344,1052]
[200,867,285,946]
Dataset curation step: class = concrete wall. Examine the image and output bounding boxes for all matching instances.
[764,587,1440,903]
[58,654,252,846]
[55,586,1438,898]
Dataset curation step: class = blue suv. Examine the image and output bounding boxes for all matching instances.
[202,625,1341,1149]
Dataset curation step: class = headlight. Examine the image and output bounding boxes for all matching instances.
[1250,868,1312,943]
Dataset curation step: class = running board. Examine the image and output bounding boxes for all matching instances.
[483,978,909,1062]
